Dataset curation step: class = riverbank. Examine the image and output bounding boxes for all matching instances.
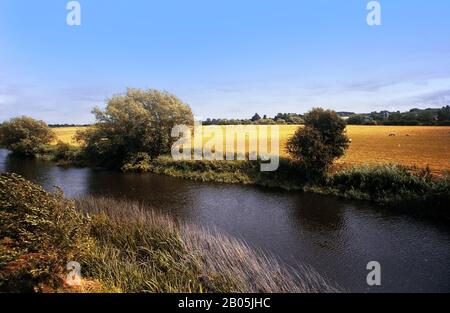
[0,173,338,293]
[120,155,450,221]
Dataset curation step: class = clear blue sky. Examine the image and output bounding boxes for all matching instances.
[1,0,450,123]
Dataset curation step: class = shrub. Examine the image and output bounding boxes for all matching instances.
[52,141,83,165]
[286,108,349,180]
[121,152,153,172]
[0,116,55,156]
[0,173,92,292]
[140,155,307,189]
[328,165,450,217]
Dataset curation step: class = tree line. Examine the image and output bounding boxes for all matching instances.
[202,113,304,125]
[347,106,450,126]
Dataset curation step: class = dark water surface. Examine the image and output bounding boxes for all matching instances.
[1,149,449,292]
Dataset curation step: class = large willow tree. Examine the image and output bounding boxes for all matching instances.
[77,88,194,168]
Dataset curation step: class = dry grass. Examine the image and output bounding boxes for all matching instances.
[280,125,450,174]
[52,127,84,145]
[75,197,340,293]
[53,125,450,173]
[340,126,450,173]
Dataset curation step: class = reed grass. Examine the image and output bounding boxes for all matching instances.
[0,173,339,293]
[75,197,339,293]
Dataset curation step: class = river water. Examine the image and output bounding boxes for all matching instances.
[1,149,449,292]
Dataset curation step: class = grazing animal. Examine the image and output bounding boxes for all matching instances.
[389,133,396,137]
[349,138,353,143]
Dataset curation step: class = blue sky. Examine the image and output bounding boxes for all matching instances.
[1,0,450,123]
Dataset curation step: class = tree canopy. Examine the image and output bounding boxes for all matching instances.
[286,108,349,180]
[0,116,55,156]
[76,88,194,168]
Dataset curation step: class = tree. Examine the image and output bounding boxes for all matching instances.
[286,108,349,180]
[251,113,261,122]
[0,116,55,156]
[347,114,365,125]
[417,110,435,124]
[76,88,194,168]
[438,106,450,122]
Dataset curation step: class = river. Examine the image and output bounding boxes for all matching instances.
[1,149,449,292]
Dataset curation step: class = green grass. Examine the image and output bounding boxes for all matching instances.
[323,164,450,218]
[123,154,308,190]
[122,155,450,220]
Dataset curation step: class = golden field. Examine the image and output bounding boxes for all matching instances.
[53,125,450,173]
[52,127,82,145]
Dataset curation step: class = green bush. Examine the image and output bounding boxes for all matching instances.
[140,155,307,189]
[0,173,91,292]
[0,116,55,156]
[328,165,450,217]
[52,141,84,166]
[121,152,153,172]
[286,108,349,180]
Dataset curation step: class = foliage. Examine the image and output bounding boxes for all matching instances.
[122,155,307,190]
[75,88,194,168]
[327,165,450,217]
[203,113,304,125]
[0,173,92,292]
[286,108,349,180]
[438,105,450,122]
[0,116,55,156]
[251,113,261,122]
[347,106,450,126]
[121,153,450,219]
[52,141,84,166]
[120,152,153,172]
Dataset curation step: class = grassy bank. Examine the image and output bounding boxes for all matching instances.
[122,156,450,220]
[130,155,307,190]
[0,173,338,293]
[315,165,450,219]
